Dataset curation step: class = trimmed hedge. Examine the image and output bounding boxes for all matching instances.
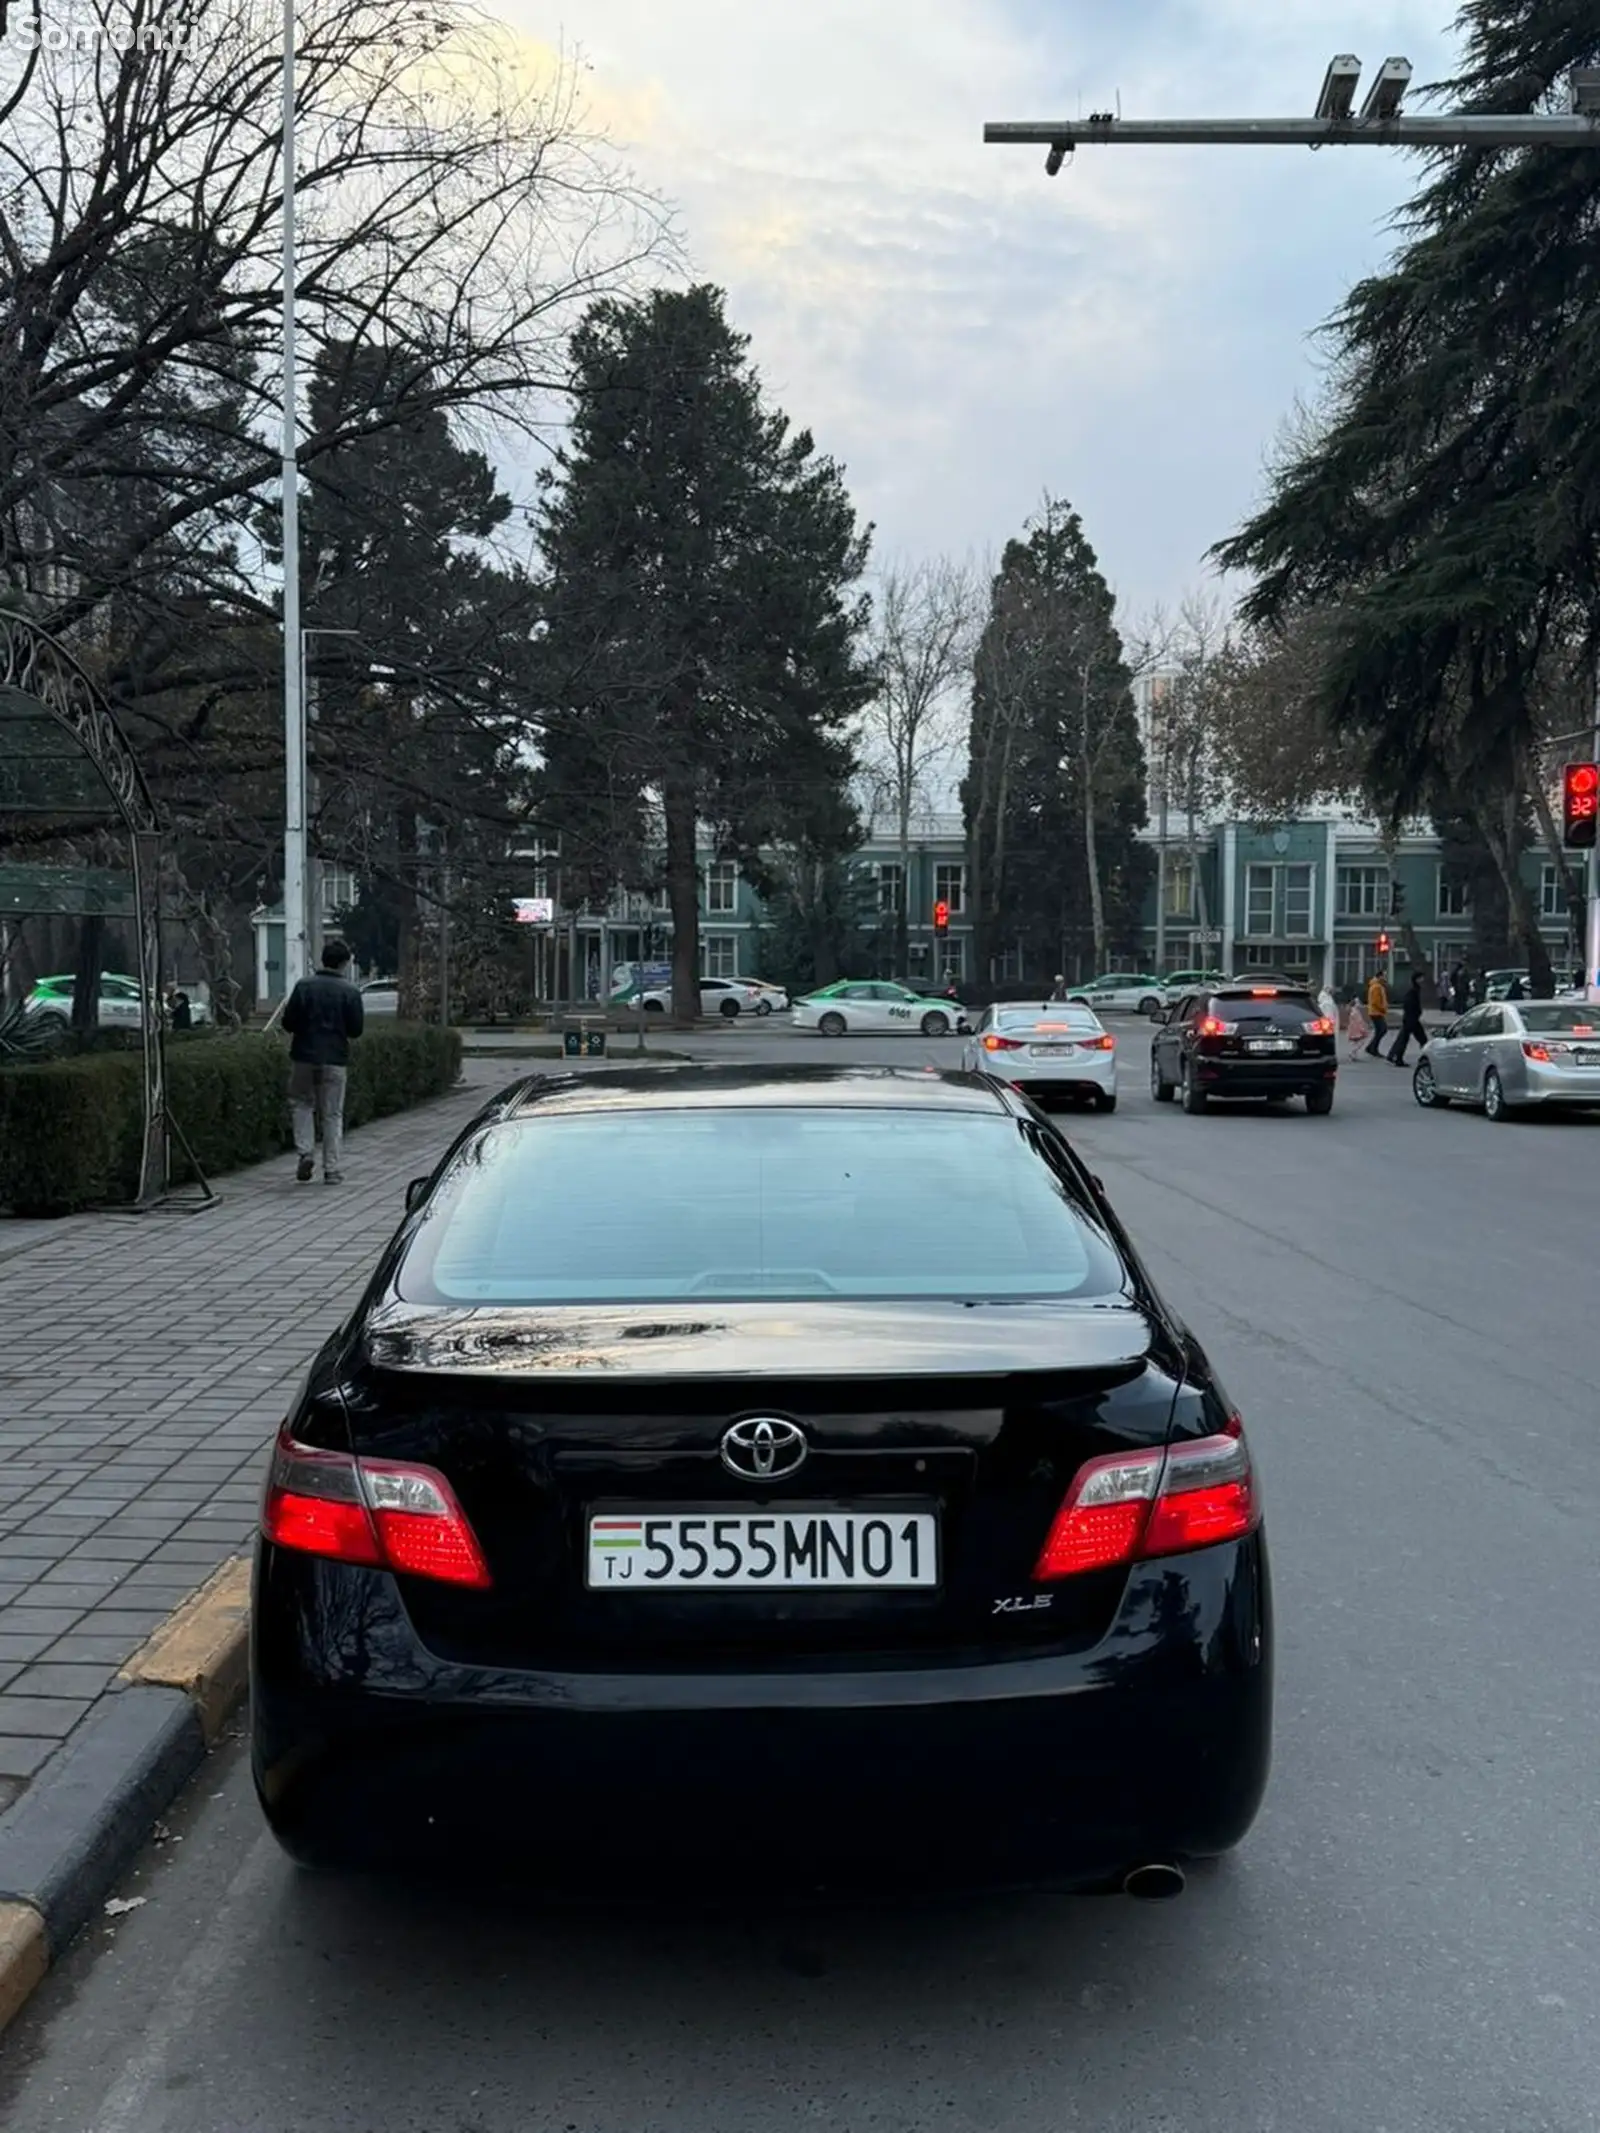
[0,1022,462,1215]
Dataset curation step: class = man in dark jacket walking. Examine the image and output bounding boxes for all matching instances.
[1388,968,1428,1068]
[281,939,364,1182]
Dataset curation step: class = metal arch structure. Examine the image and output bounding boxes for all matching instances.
[0,607,172,1207]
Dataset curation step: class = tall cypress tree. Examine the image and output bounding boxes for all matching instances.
[963,501,1147,981]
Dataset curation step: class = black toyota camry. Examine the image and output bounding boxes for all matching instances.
[252,1065,1271,1897]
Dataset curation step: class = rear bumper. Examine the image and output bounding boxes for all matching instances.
[1194,1054,1336,1096]
[1515,1065,1600,1107]
[251,1535,1272,1891]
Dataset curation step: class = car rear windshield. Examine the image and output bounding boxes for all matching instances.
[1519,1005,1600,1034]
[996,1008,1096,1031]
[1211,990,1319,1029]
[398,1108,1131,1305]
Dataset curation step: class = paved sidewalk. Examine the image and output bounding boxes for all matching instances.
[0,1058,514,1813]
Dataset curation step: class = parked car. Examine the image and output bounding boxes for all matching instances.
[1150,982,1338,1115]
[1065,971,1166,1016]
[792,980,970,1036]
[631,977,763,1019]
[1159,968,1226,1007]
[742,978,790,1015]
[251,1062,1271,1893]
[24,972,212,1031]
[360,979,399,1016]
[1412,998,1600,1120]
[961,1003,1117,1111]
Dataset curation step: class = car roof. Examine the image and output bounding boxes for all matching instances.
[494,1064,1018,1121]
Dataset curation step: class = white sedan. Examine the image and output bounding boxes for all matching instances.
[961,1003,1118,1112]
[633,978,763,1019]
[1064,971,1166,1016]
[792,981,970,1037]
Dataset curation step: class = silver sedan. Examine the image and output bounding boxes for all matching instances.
[1413,999,1600,1120]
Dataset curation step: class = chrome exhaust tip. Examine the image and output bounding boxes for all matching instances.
[1122,1862,1186,1899]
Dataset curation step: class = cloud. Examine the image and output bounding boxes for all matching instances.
[498,0,1459,616]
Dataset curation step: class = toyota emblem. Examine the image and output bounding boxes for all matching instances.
[720,1415,808,1481]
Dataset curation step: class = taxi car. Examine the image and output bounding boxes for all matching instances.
[792,980,970,1037]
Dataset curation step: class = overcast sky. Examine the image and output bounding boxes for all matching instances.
[500,0,1459,622]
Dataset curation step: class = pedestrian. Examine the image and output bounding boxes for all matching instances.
[1507,973,1526,1001]
[1345,992,1369,1061]
[1448,960,1467,1015]
[1363,969,1389,1057]
[1049,973,1068,1000]
[166,985,192,1031]
[1316,980,1338,1030]
[1387,968,1427,1067]
[281,938,364,1184]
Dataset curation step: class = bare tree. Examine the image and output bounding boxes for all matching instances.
[858,556,977,972]
[0,0,670,629]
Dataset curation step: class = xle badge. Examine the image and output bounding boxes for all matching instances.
[993,1594,1053,1614]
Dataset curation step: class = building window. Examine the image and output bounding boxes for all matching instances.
[1337,865,1387,918]
[1541,864,1569,920]
[704,861,737,915]
[1245,865,1274,936]
[934,861,965,914]
[701,933,737,979]
[876,863,905,916]
[992,944,1024,982]
[1163,856,1195,917]
[321,866,357,916]
[1333,940,1370,993]
[1239,941,1310,972]
[1436,868,1470,918]
[1247,862,1314,937]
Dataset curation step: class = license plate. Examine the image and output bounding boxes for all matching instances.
[1028,1044,1070,1055]
[1574,1049,1600,1066]
[586,1509,939,1589]
[1246,1038,1294,1052]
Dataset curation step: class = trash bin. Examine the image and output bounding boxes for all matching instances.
[560,1017,607,1058]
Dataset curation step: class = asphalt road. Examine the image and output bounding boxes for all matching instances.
[5,1023,1600,2133]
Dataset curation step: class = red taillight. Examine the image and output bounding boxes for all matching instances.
[262,1428,491,1588]
[1079,1034,1114,1051]
[1032,1418,1258,1582]
[982,1033,1024,1051]
[1522,1041,1551,1062]
[1304,1017,1335,1036]
[1197,1015,1234,1038]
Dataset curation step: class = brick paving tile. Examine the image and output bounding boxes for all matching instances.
[0,1736,59,1780]
[0,1058,507,1808]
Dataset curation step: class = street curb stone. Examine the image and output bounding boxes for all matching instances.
[0,1558,251,2034]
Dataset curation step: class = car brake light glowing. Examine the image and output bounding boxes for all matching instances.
[1304,1017,1335,1036]
[1249,988,1279,996]
[1078,1034,1114,1050]
[262,1427,492,1588]
[1032,1417,1258,1581]
[1522,1041,1552,1062]
[1197,1015,1236,1038]
[982,1033,1024,1050]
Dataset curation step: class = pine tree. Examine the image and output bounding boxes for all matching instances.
[535,287,873,1018]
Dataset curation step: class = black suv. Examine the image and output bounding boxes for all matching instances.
[1151,984,1338,1115]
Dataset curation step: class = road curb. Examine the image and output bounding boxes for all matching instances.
[0,1554,251,2036]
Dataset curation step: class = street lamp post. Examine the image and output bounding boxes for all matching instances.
[280,0,305,999]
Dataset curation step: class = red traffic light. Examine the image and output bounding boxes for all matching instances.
[1376,932,1391,953]
[933,900,949,930]
[1564,762,1599,849]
